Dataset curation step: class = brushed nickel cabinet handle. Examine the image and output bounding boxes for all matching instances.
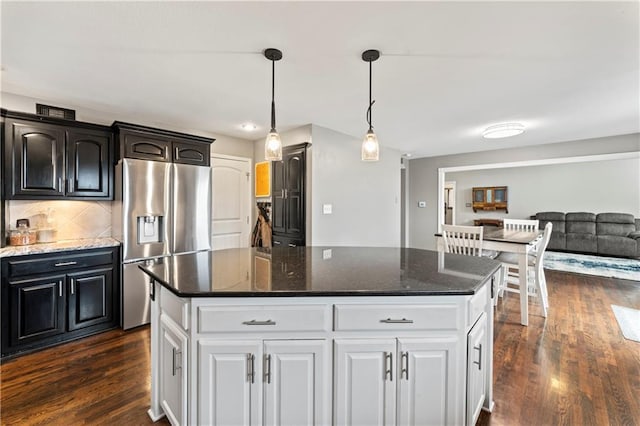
[242,319,276,326]
[172,348,182,376]
[70,279,75,295]
[264,354,272,384]
[380,318,414,324]
[54,261,78,267]
[473,344,482,370]
[288,243,296,247]
[58,177,64,193]
[385,352,393,381]
[401,351,409,380]
[68,178,74,193]
[58,280,63,297]
[273,241,281,245]
[247,353,255,383]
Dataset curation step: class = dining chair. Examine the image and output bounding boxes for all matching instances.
[503,218,539,232]
[495,222,552,317]
[441,224,500,259]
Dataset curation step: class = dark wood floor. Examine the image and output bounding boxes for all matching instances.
[1,270,638,425]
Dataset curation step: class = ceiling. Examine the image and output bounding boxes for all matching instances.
[1,1,639,158]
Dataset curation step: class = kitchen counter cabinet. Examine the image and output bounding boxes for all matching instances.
[1,246,120,358]
[141,247,499,425]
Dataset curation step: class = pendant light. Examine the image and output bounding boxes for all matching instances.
[362,49,380,161]
[264,48,283,161]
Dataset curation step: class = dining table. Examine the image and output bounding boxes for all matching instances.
[436,227,542,326]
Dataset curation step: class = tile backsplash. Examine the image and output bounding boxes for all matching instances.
[7,200,112,241]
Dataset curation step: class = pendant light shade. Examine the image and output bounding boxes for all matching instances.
[264,48,283,161]
[362,49,380,162]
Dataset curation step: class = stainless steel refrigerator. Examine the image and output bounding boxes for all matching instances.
[113,158,211,329]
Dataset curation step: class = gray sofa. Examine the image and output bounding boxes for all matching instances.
[535,212,640,259]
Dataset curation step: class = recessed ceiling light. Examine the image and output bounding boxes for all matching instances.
[241,122,257,131]
[482,123,525,139]
[403,153,413,157]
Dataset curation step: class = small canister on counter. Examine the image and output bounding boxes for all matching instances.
[9,219,37,246]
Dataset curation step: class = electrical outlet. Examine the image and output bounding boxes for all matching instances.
[323,249,332,260]
[323,204,332,214]
[418,201,426,208]
[466,203,472,207]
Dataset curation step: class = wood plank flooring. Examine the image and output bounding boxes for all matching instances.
[1,270,638,425]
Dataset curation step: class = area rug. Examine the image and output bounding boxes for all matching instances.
[543,251,640,281]
[611,305,640,343]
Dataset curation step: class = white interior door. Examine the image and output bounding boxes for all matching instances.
[211,155,252,250]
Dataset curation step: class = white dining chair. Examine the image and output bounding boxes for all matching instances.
[495,222,552,317]
[441,224,500,259]
[503,218,539,232]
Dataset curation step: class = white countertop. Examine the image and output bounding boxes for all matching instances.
[0,237,120,258]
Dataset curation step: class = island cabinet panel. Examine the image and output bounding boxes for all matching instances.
[466,312,488,426]
[198,340,263,426]
[160,315,188,426]
[397,337,460,426]
[334,339,397,426]
[263,339,329,426]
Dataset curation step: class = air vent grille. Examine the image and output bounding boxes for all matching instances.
[36,103,76,120]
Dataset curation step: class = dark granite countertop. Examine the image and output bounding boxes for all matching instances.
[139,247,501,298]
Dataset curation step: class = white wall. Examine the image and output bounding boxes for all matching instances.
[408,133,640,249]
[310,125,401,247]
[449,157,640,226]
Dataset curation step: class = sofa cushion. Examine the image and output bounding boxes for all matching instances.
[597,236,638,258]
[596,213,636,237]
[536,212,566,234]
[628,231,640,240]
[566,233,597,253]
[566,212,596,234]
[548,233,566,251]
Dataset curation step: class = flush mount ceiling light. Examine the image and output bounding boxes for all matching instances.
[263,48,283,161]
[362,49,381,162]
[482,123,525,139]
[241,122,257,131]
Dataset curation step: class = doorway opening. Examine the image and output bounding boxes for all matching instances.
[444,181,456,225]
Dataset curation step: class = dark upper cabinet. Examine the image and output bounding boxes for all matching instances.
[9,121,65,197]
[66,128,111,198]
[271,143,308,247]
[2,110,114,200]
[113,122,213,166]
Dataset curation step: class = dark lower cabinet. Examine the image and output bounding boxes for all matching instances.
[67,268,114,331]
[1,246,120,359]
[9,275,66,347]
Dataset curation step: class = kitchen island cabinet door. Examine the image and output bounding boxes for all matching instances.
[263,339,329,426]
[334,338,397,426]
[198,340,263,426]
[8,275,66,347]
[67,267,114,331]
[397,337,460,426]
[466,313,488,426]
[160,315,188,426]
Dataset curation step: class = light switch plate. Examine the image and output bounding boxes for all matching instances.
[323,204,332,214]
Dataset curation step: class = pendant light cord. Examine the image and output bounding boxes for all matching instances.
[270,60,276,132]
[366,60,375,132]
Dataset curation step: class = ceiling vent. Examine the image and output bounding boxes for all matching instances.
[36,103,76,120]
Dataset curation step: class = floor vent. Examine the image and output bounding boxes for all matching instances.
[36,103,76,120]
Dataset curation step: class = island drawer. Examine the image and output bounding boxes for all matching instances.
[334,304,461,331]
[196,304,331,334]
[468,284,488,327]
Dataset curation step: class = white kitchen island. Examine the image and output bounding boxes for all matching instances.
[140,247,500,426]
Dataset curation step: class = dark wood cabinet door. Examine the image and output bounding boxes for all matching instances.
[6,120,64,197]
[66,128,112,198]
[8,275,66,347]
[122,131,171,162]
[271,159,287,235]
[284,149,305,240]
[172,140,210,166]
[67,267,114,331]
